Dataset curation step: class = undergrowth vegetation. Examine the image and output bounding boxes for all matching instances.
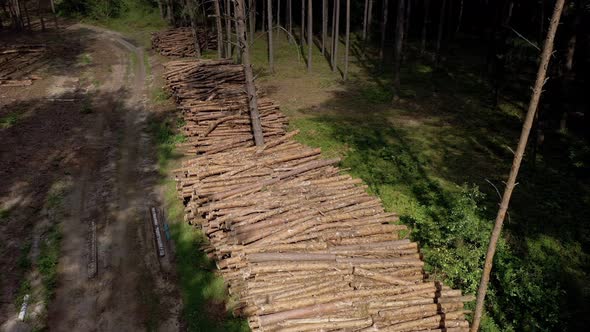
[250,32,590,331]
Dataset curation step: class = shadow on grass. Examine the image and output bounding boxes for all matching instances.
[149,112,249,332]
[286,36,590,331]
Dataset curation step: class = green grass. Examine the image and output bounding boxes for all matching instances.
[150,86,171,105]
[150,114,248,332]
[1,112,21,129]
[78,53,93,66]
[37,224,62,303]
[249,32,590,331]
[81,1,168,48]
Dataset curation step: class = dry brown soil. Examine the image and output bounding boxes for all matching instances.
[1,24,181,332]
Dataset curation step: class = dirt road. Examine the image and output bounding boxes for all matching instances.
[1,25,180,331]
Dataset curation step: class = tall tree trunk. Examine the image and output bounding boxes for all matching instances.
[379,0,389,62]
[322,0,327,55]
[420,0,430,55]
[267,0,274,73]
[157,0,165,19]
[404,0,412,42]
[288,0,292,34]
[22,0,30,30]
[262,0,266,32]
[332,0,340,72]
[331,0,336,69]
[49,0,57,29]
[277,0,281,31]
[37,0,45,31]
[188,0,202,57]
[393,0,406,96]
[367,0,374,40]
[226,0,232,57]
[435,0,446,66]
[456,0,463,34]
[234,0,265,146]
[469,0,566,331]
[301,0,305,44]
[234,1,240,61]
[202,1,210,51]
[214,0,224,58]
[249,0,255,41]
[362,0,369,40]
[167,0,175,25]
[344,0,350,80]
[307,0,312,72]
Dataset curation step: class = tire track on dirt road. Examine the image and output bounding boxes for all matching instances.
[46,25,181,332]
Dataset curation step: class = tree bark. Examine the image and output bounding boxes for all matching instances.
[420,0,430,55]
[157,0,165,19]
[393,0,406,96]
[404,0,412,42]
[362,0,369,40]
[332,0,340,72]
[262,0,266,32]
[226,0,232,57]
[435,0,446,66]
[379,0,389,62]
[307,0,312,72]
[167,0,175,25]
[288,0,292,34]
[249,0,255,41]
[234,0,265,146]
[49,0,57,29]
[343,0,350,80]
[301,0,305,44]
[188,0,202,57]
[322,0,327,55]
[367,0,374,40]
[214,0,224,58]
[267,0,274,73]
[277,0,281,31]
[469,0,566,331]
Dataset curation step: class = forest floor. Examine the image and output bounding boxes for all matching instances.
[243,31,590,330]
[0,24,181,331]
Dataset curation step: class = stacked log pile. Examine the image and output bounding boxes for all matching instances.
[0,44,46,86]
[151,27,216,57]
[162,57,473,331]
[164,59,288,155]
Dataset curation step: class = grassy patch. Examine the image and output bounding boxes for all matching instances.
[78,53,93,66]
[150,86,171,105]
[151,113,248,331]
[37,224,62,303]
[254,33,590,331]
[1,112,21,129]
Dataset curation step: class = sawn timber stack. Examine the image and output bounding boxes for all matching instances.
[151,27,216,57]
[162,57,473,331]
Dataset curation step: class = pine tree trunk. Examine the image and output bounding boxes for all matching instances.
[301,0,305,44]
[234,1,240,62]
[49,0,58,29]
[188,0,202,57]
[234,0,265,146]
[379,0,389,61]
[469,0,566,331]
[157,0,165,19]
[421,0,430,55]
[277,0,281,31]
[362,0,369,40]
[332,0,340,72]
[267,0,274,73]
[404,0,412,41]
[343,0,350,80]
[322,0,327,55]
[226,0,232,57]
[393,0,406,97]
[456,0,463,34]
[262,0,266,32]
[249,0,255,41]
[367,0,374,40]
[214,0,224,58]
[307,0,312,72]
[331,0,336,68]
[288,0,292,34]
[435,0,446,66]
[167,0,175,25]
